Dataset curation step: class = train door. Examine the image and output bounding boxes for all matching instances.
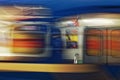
[84,27,120,64]
[84,28,105,64]
[108,28,120,64]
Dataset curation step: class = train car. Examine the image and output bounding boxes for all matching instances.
[0,22,52,62]
[84,27,120,64]
[56,13,120,64]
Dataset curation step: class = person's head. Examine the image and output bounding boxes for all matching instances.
[75,53,79,56]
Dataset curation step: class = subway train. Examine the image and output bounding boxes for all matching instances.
[0,13,120,64]
[56,14,120,64]
[0,1,119,65]
[0,1,119,80]
[0,13,119,80]
[0,21,65,63]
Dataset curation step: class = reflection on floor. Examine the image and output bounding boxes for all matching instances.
[0,71,114,80]
[0,64,119,80]
[101,64,120,80]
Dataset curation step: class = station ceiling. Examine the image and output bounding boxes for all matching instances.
[0,0,120,19]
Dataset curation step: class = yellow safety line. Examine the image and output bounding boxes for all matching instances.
[0,63,99,73]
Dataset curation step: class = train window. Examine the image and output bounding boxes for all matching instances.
[85,29,102,56]
[111,30,120,57]
[11,25,48,55]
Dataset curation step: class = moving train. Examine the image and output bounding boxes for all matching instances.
[0,5,119,65]
[56,13,120,64]
[0,1,119,80]
[0,20,65,63]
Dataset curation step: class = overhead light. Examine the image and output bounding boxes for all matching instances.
[81,18,114,26]
[0,15,52,21]
[14,5,49,10]
[15,21,49,25]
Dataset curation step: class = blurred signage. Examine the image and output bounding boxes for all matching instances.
[65,29,79,48]
[14,25,48,32]
[20,26,37,30]
[14,26,37,31]
[72,16,79,27]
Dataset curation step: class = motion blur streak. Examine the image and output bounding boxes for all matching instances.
[0,63,99,73]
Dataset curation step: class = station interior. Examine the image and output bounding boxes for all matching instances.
[0,0,119,80]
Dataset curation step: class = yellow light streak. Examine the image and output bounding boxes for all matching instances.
[0,63,99,73]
